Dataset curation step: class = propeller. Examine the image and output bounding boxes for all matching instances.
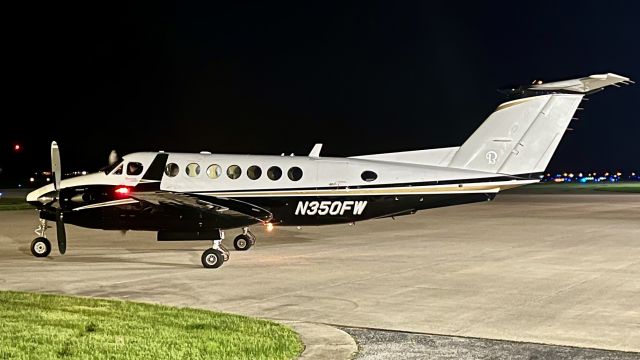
[50,141,67,255]
[108,150,119,166]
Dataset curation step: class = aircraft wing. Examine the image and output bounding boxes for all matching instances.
[131,191,273,222]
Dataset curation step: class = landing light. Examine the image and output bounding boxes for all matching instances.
[266,223,274,232]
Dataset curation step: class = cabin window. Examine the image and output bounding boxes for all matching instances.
[126,162,144,176]
[247,165,262,180]
[227,165,242,179]
[165,163,179,177]
[267,166,282,180]
[207,164,222,179]
[361,170,378,182]
[186,163,200,177]
[287,166,303,181]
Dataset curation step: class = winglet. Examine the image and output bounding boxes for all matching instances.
[309,143,323,158]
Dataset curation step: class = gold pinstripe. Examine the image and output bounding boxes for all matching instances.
[198,180,535,197]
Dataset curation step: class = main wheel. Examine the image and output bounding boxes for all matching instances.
[201,248,225,269]
[233,234,254,251]
[31,237,52,258]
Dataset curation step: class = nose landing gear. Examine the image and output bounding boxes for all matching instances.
[31,219,52,258]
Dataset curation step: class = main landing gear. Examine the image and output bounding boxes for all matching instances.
[200,228,257,268]
[30,219,52,258]
[233,227,256,251]
[201,238,230,269]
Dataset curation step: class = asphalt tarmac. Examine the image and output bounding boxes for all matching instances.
[0,193,639,357]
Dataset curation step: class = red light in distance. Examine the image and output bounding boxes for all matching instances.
[14,144,21,152]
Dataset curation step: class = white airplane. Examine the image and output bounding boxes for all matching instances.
[26,73,632,268]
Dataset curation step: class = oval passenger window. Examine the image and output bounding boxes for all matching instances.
[186,163,201,177]
[267,166,282,180]
[247,165,262,180]
[227,165,242,179]
[361,170,378,182]
[207,164,222,179]
[165,163,179,177]
[287,167,303,181]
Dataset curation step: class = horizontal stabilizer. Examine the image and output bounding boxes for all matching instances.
[528,73,631,93]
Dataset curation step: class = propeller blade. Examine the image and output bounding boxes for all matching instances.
[51,141,62,191]
[56,210,67,255]
[108,150,119,166]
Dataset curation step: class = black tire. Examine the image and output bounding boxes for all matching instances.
[233,234,254,251]
[31,237,52,258]
[201,248,225,269]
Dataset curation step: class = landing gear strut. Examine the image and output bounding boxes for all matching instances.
[201,233,230,269]
[31,218,52,258]
[233,227,256,251]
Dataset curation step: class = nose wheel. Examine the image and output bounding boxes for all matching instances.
[30,237,52,257]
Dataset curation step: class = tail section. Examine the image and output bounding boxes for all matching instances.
[448,73,631,175]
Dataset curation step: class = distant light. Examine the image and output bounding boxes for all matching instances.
[46,177,50,182]
[0,192,3,197]
[14,144,21,152]
[81,171,87,175]
[266,222,274,232]
[29,177,35,182]
[114,187,131,196]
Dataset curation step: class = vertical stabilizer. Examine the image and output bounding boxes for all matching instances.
[448,73,630,175]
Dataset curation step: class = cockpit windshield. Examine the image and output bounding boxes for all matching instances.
[103,159,124,175]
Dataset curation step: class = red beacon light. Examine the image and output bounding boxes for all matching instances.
[114,186,131,197]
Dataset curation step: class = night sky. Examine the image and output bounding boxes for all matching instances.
[2,2,639,185]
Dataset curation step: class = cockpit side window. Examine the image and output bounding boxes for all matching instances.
[113,164,123,175]
[126,162,144,176]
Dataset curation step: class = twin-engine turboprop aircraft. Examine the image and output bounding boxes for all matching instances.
[26,73,632,268]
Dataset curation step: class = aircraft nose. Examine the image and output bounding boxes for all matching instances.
[26,189,40,203]
[26,184,55,204]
